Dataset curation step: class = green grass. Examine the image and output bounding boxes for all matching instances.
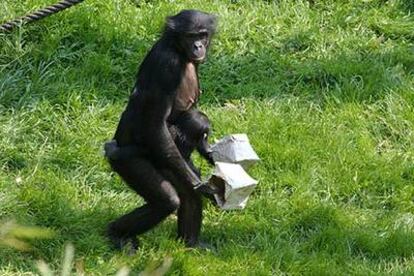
[1,0,414,274]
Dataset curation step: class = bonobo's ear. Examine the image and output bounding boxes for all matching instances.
[166,16,176,32]
[208,14,218,33]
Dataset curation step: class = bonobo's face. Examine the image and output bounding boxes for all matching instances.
[166,10,217,63]
[199,131,211,150]
[181,30,209,62]
[184,121,211,146]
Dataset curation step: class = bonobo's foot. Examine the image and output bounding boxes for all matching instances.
[106,225,139,255]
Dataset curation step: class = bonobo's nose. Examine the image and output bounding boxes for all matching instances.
[194,42,203,50]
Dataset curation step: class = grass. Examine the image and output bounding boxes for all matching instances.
[1,0,414,274]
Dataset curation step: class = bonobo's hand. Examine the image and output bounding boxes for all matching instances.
[194,181,219,195]
[195,182,219,206]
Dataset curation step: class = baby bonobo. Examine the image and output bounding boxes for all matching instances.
[105,109,215,174]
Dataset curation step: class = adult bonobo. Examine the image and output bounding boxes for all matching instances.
[106,10,217,251]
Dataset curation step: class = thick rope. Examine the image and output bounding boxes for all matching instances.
[0,0,85,33]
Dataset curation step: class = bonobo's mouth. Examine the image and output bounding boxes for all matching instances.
[192,56,205,63]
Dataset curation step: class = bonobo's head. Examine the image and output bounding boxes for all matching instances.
[165,10,217,63]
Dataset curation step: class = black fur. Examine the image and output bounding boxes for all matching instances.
[106,109,214,174]
[106,10,217,249]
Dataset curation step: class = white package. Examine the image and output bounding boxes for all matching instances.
[208,162,258,210]
[210,134,260,170]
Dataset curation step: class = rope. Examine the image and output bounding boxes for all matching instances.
[0,0,85,33]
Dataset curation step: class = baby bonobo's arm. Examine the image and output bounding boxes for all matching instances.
[104,140,141,160]
[197,133,214,165]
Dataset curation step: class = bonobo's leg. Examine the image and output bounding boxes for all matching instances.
[107,158,180,249]
[161,169,202,247]
[177,185,202,247]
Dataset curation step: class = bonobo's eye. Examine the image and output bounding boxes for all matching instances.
[199,31,208,37]
[185,31,209,40]
[185,33,198,39]
[199,32,209,44]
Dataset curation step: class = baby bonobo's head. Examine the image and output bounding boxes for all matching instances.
[176,109,211,145]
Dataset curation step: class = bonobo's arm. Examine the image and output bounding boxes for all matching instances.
[141,94,203,189]
[197,135,215,165]
[197,145,214,166]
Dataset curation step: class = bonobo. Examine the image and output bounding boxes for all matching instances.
[105,109,215,176]
[106,10,217,250]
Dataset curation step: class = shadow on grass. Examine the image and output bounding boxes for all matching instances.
[203,47,412,106]
[398,0,414,15]
[0,9,152,108]
[1,19,413,109]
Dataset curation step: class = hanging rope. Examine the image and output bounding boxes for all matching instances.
[0,0,85,33]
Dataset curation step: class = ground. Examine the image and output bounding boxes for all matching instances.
[1,0,414,274]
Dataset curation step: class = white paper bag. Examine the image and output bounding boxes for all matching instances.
[208,162,258,210]
[210,134,260,170]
